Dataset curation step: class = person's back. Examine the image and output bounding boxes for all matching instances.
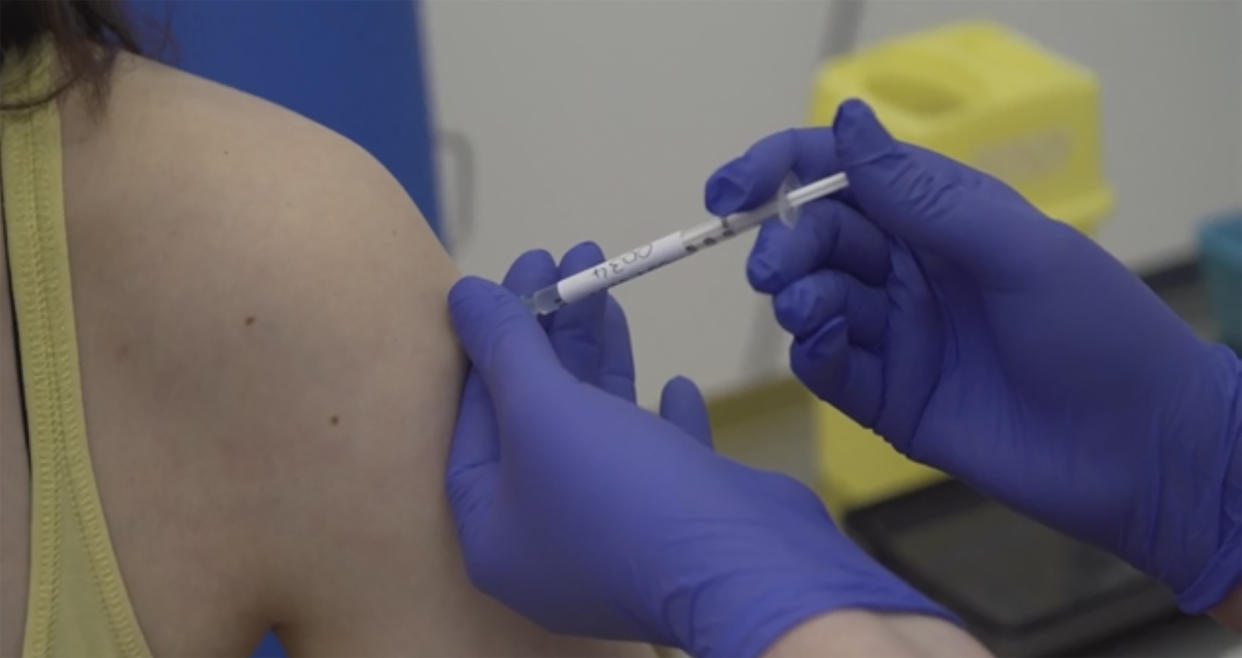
[0,8,648,656]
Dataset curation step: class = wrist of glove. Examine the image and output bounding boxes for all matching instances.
[643,478,958,656]
[673,553,957,657]
[1144,341,1241,612]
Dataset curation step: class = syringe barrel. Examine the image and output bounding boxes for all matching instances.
[553,232,688,307]
[526,171,850,316]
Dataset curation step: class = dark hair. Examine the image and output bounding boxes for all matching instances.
[1,0,142,108]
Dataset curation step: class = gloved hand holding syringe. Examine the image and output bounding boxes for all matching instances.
[522,172,850,315]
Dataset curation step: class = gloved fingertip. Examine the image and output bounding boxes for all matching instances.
[448,275,547,375]
[448,276,509,331]
[833,98,896,168]
[558,242,608,289]
[705,176,747,216]
[563,240,605,265]
[448,275,501,307]
[704,163,752,216]
[663,374,700,397]
[503,249,559,295]
[516,248,556,267]
[745,252,779,292]
[746,222,789,293]
[772,282,815,336]
[660,375,712,447]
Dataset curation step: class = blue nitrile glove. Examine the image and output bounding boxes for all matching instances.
[705,99,1242,613]
[445,244,955,657]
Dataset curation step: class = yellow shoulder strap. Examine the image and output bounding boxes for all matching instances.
[1,41,151,658]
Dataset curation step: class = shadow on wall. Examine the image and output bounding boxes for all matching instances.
[122,2,440,656]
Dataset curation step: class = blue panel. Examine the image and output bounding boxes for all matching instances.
[128,0,441,233]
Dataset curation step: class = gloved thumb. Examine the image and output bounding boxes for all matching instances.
[659,376,713,449]
[448,276,561,402]
[833,99,1030,276]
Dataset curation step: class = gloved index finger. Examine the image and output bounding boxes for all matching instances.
[659,375,712,448]
[598,295,636,402]
[704,127,841,217]
[447,276,562,409]
[501,249,558,330]
[549,242,608,385]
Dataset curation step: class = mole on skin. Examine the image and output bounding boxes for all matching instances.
[330,415,340,426]
[244,316,255,326]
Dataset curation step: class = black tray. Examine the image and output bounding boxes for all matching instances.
[844,479,1178,656]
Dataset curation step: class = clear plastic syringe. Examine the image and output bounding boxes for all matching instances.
[522,172,849,316]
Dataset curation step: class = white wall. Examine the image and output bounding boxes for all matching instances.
[425,0,1242,402]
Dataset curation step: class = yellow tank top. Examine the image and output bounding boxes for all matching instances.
[1,40,151,657]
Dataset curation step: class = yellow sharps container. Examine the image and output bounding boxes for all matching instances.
[806,21,1114,518]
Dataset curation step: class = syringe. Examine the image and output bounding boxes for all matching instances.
[522,172,849,316]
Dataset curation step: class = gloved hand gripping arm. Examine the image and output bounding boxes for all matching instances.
[444,246,986,656]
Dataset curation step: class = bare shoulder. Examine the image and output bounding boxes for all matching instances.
[60,54,463,543]
[62,52,456,359]
[60,54,467,653]
[57,54,646,656]
[62,52,464,655]
[62,52,454,314]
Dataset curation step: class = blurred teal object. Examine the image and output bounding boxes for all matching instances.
[1198,212,1242,350]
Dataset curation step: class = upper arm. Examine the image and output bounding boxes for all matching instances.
[195,112,640,655]
[243,122,646,657]
[64,57,650,656]
[221,129,475,654]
